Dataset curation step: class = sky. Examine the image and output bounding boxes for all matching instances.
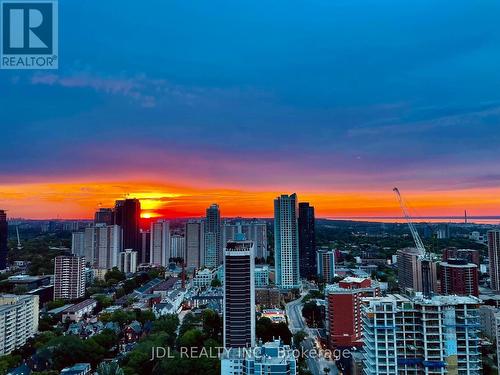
[1,0,500,219]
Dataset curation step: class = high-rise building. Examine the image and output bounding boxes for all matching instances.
[274,194,300,289]
[362,294,482,375]
[325,277,380,349]
[316,249,335,283]
[150,220,171,267]
[488,230,500,291]
[440,258,479,297]
[94,207,113,225]
[54,255,86,300]
[71,232,85,257]
[119,249,138,274]
[0,294,39,355]
[223,239,256,349]
[185,221,204,270]
[298,202,315,279]
[113,199,141,252]
[496,313,500,373]
[222,221,268,260]
[140,229,151,264]
[84,224,122,269]
[254,265,270,288]
[170,234,186,260]
[479,305,499,341]
[443,248,480,266]
[0,210,7,270]
[396,247,438,294]
[205,204,222,268]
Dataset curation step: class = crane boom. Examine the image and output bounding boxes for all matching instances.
[393,187,426,255]
[393,187,435,298]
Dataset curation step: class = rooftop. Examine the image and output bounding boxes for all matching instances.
[63,299,97,313]
[60,363,91,375]
[135,278,164,294]
[7,275,50,283]
[47,304,74,315]
[152,278,178,291]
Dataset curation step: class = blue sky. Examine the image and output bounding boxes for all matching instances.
[1,0,500,217]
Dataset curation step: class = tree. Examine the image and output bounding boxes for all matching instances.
[135,309,155,324]
[202,309,222,342]
[96,362,124,375]
[178,312,201,337]
[293,330,308,347]
[100,310,136,326]
[46,299,66,311]
[152,314,179,336]
[92,330,119,352]
[105,268,125,284]
[94,294,113,310]
[33,331,57,349]
[122,279,138,294]
[0,354,21,375]
[38,315,58,332]
[178,329,204,349]
[210,278,221,287]
[42,335,107,370]
[256,318,292,344]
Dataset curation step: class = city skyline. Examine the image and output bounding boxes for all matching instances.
[1,0,500,219]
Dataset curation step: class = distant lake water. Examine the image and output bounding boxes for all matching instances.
[327,217,500,225]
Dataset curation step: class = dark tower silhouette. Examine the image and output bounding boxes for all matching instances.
[114,199,141,253]
[94,208,113,225]
[0,210,7,270]
[205,204,221,266]
[298,202,316,279]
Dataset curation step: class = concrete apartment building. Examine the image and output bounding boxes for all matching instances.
[362,294,482,375]
[54,255,86,300]
[0,294,39,355]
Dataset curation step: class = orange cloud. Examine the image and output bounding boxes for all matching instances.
[0,180,499,219]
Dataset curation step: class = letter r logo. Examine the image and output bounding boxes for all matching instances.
[2,1,55,54]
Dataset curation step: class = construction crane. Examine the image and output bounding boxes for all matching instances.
[393,187,426,255]
[393,187,434,298]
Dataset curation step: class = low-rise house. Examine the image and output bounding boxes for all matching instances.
[153,302,174,318]
[164,289,186,313]
[151,278,179,298]
[61,299,97,322]
[133,278,164,296]
[190,287,223,312]
[123,320,142,343]
[192,269,217,288]
[137,293,161,308]
[67,322,84,336]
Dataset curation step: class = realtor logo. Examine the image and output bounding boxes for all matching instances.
[1,0,58,69]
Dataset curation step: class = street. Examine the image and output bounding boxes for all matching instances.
[285,295,338,375]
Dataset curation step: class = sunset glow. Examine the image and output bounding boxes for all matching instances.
[1,179,499,219]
